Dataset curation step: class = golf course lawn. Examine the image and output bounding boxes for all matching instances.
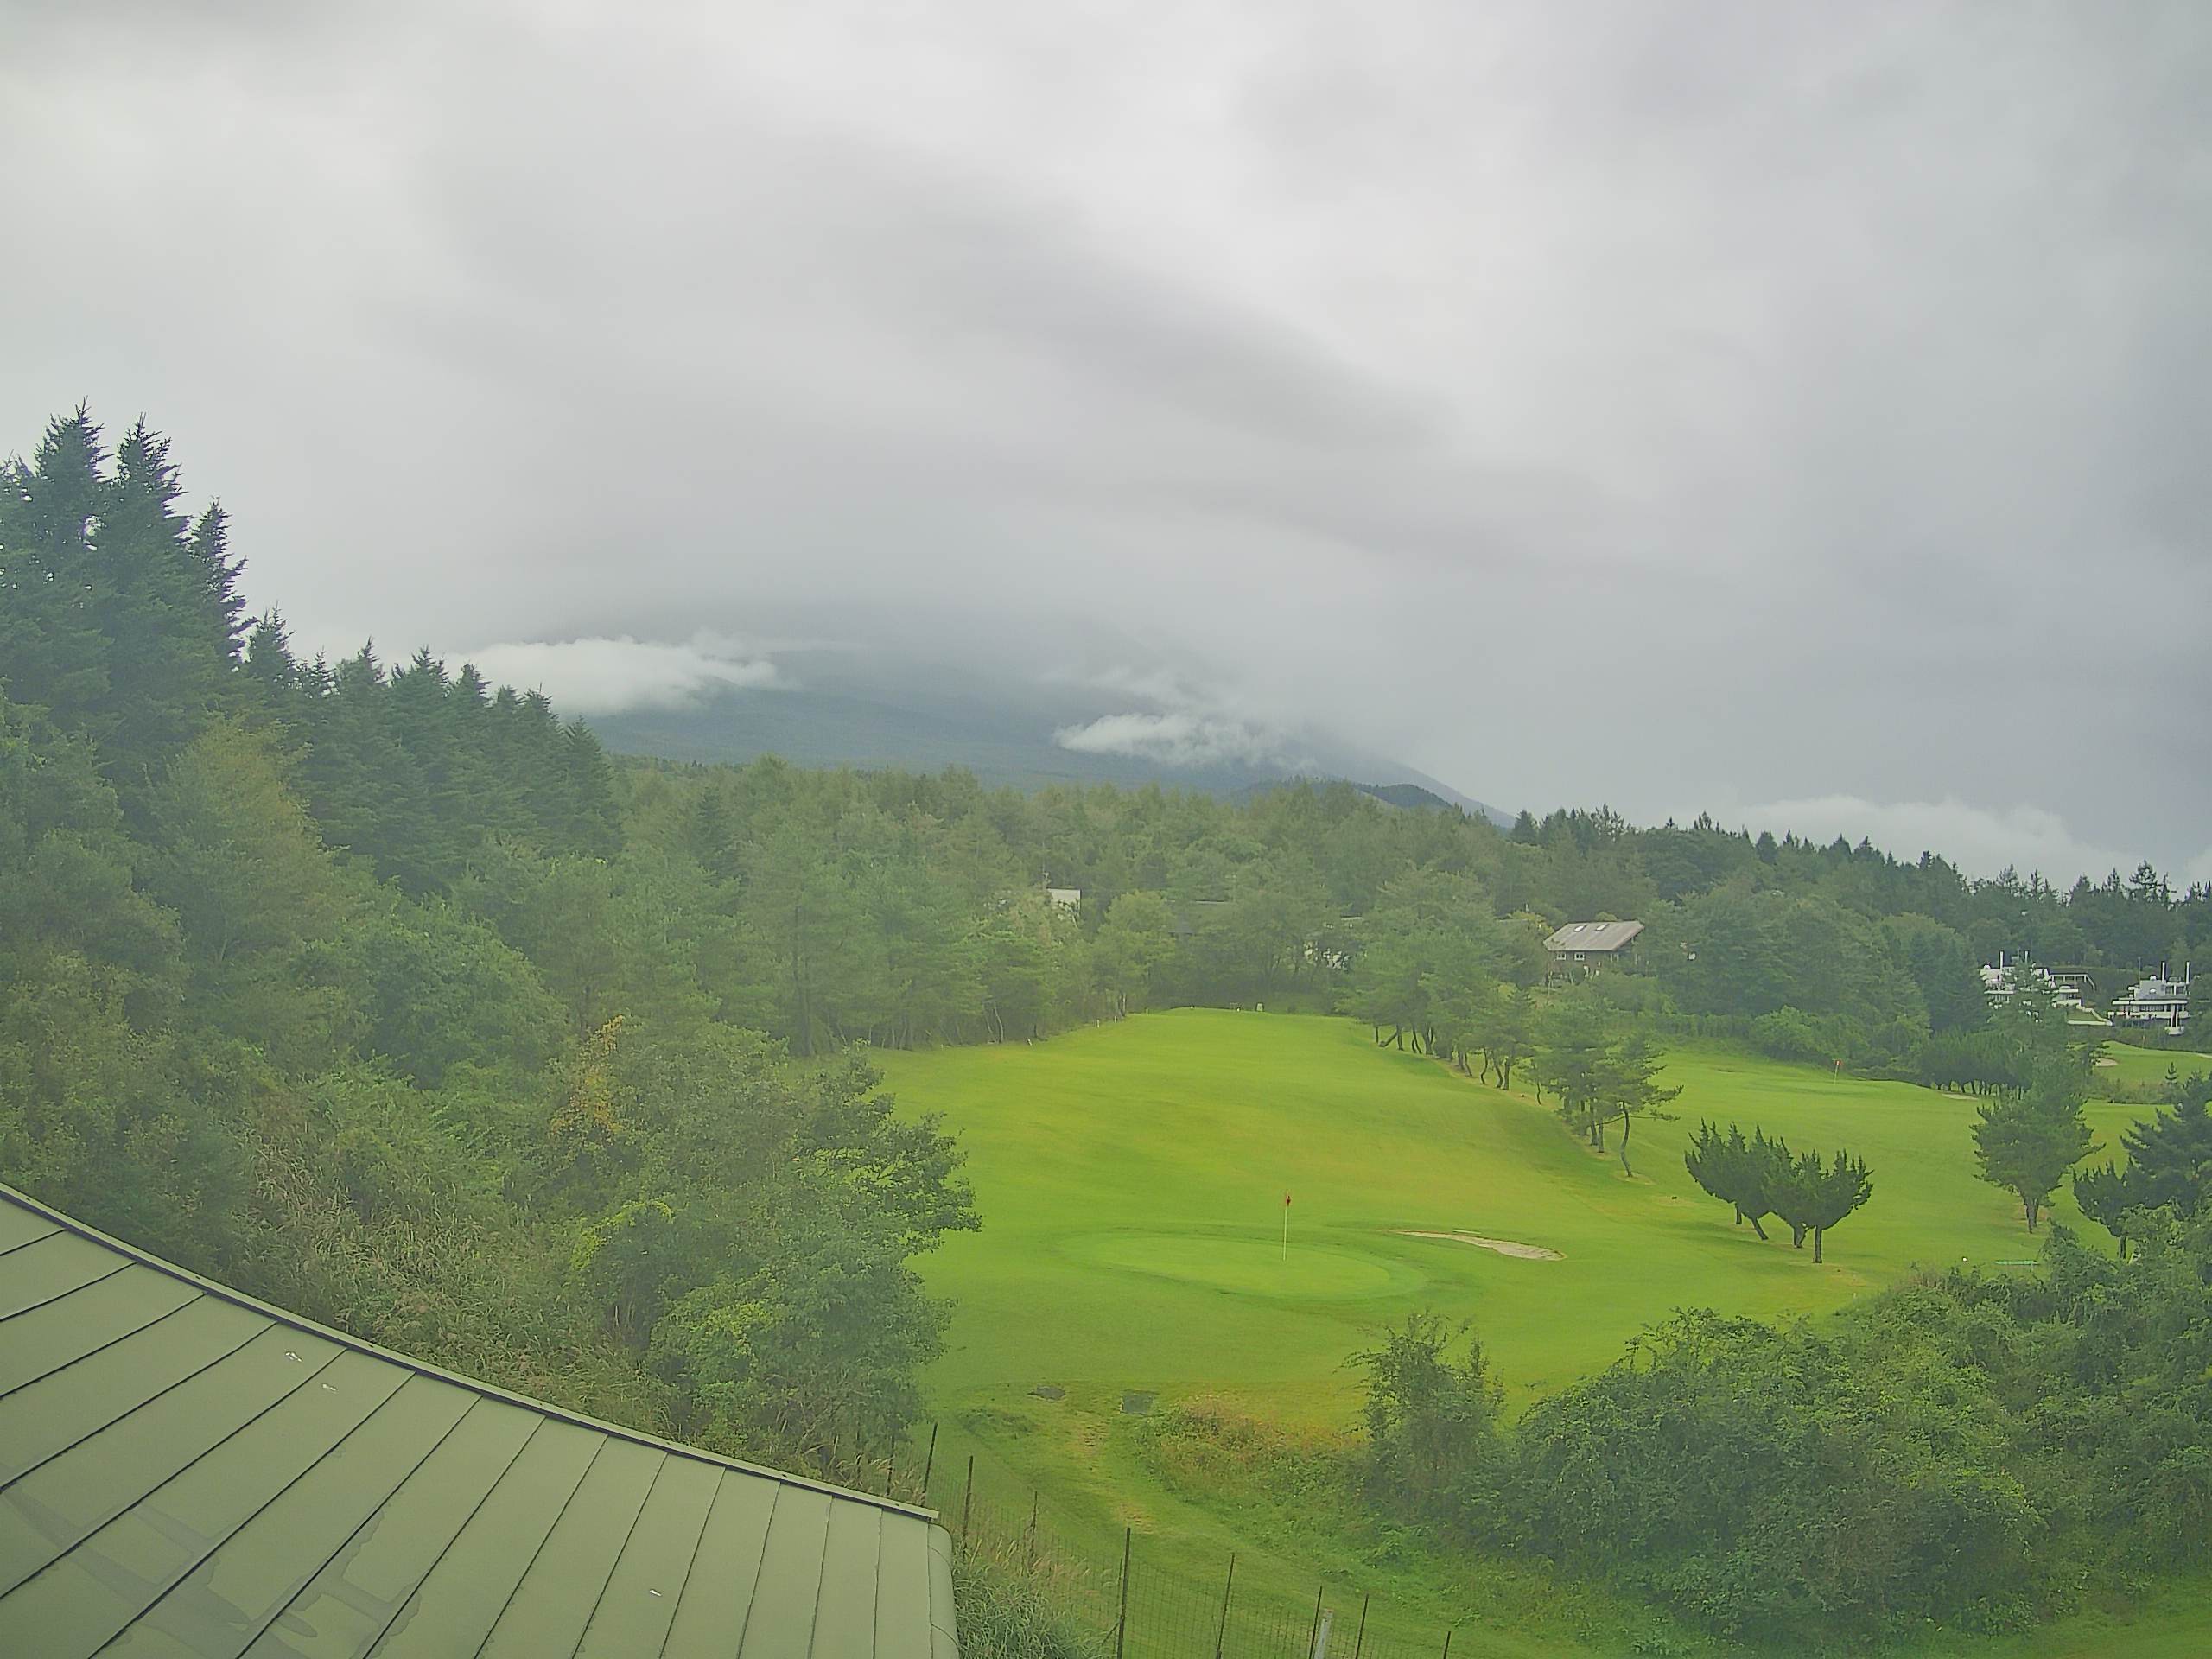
[2095,1039,2212,1091]
[880,1008,2211,1656]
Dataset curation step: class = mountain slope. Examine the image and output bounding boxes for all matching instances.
[590,651,1512,822]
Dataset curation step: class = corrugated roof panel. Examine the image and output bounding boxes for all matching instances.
[0,1267,200,1396]
[0,1295,267,1485]
[0,1205,59,1255]
[0,1349,406,1654]
[660,1472,779,1658]
[0,1325,343,1599]
[0,1183,959,1659]
[0,1230,126,1319]
[93,1375,478,1659]
[739,1484,835,1655]
[573,1450,722,1658]
[928,1529,960,1659]
[814,1499,885,1657]
[477,1437,664,1656]
[365,1419,601,1656]
[241,1399,542,1659]
[874,1514,932,1659]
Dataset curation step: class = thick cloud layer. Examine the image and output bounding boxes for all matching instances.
[3,0,2207,879]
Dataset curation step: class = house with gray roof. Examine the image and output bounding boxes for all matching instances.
[1542,919,1645,976]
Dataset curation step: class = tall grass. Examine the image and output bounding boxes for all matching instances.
[951,1534,1112,1659]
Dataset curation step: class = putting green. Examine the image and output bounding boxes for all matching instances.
[1065,1230,1418,1300]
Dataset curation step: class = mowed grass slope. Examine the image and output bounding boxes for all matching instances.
[880,1011,2201,1655]
[2095,1040,2212,1090]
[887,1010,2145,1421]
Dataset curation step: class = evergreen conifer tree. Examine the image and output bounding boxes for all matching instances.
[0,409,113,722]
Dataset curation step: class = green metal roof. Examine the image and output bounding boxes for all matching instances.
[0,1183,958,1658]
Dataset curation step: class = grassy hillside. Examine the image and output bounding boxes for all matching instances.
[2096,1040,2212,1090]
[881,1010,2204,1656]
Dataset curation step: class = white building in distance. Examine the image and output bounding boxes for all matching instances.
[2111,970,2194,1034]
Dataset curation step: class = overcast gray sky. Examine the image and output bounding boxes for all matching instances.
[5,0,2208,882]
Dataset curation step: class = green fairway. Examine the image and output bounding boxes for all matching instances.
[1066,1231,1419,1300]
[887,1010,2144,1421]
[2094,1039,2211,1091]
[880,1010,2205,1655]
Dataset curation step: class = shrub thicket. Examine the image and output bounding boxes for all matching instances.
[1360,1214,2212,1643]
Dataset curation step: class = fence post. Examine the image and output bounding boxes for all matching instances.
[1307,1585,1326,1658]
[887,1433,898,1497]
[922,1422,938,1494]
[1440,1628,1453,1659]
[1114,1527,1131,1659]
[1351,1593,1369,1659]
[961,1455,974,1538]
[1212,1553,1236,1659]
[1312,1609,1334,1659]
[1026,1491,1039,1572]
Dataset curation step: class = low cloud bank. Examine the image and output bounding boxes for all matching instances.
[1053,709,1298,770]
[464,636,783,715]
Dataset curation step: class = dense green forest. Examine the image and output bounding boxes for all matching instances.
[3,411,2210,1622]
[1,412,984,1475]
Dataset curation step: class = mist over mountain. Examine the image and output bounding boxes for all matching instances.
[586,646,1510,822]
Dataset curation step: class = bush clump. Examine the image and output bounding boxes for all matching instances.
[1358,1214,2212,1644]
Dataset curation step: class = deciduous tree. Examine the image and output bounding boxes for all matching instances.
[1974,1058,2095,1231]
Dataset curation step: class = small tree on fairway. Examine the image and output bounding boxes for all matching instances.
[1974,1058,2094,1232]
[1787,1148,1874,1262]
[1685,1122,1793,1243]
[1484,983,1538,1090]
[1738,1128,1793,1243]
[2072,1160,2151,1258]
[2119,1089,2212,1216]
[1768,1147,1820,1250]
[2068,1082,2212,1258]
[1686,1122,1738,1222]
[1595,1032,1681,1177]
[1531,994,1615,1148]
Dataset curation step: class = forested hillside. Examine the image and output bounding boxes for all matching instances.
[0,412,979,1477]
[3,410,2209,1484]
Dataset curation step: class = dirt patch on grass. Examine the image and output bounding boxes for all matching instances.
[1389,1229,1562,1261]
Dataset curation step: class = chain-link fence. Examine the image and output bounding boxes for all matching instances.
[883,1431,1459,1659]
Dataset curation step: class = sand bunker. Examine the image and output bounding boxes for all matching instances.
[1390,1230,1561,1261]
